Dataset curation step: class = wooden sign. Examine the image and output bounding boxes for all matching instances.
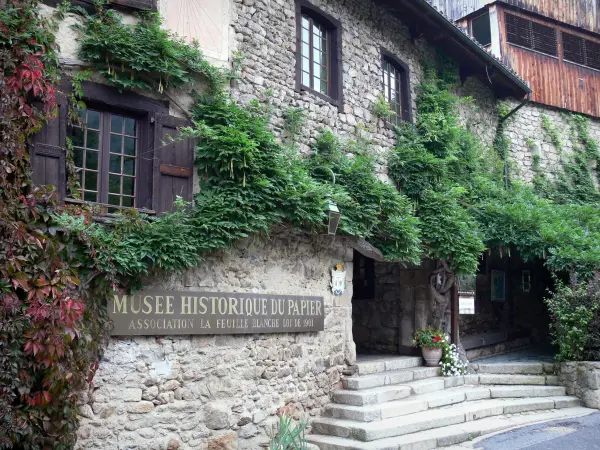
[109,291,325,335]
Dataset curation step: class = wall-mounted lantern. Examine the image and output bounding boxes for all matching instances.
[313,166,342,236]
[326,199,341,235]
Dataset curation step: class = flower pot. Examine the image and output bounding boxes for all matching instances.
[421,346,443,367]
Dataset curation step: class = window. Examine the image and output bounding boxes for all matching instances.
[29,81,194,214]
[295,0,342,106]
[505,13,557,57]
[471,12,491,46]
[563,32,600,70]
[72,109,138,207]
[381,51,411,125]
[300,15,329,95]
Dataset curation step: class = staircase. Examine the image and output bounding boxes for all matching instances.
[307,355,595,449]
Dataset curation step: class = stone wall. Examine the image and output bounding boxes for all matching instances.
[75,231,354,450]
[502,100,600,184]
[558,362,600,409]
[230,0,500,175]
[352,261,434,355]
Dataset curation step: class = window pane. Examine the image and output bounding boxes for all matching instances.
[87,110,101,130]
[108,194,120,206]
[85,150,99,170]
[302,16,309,29]
[72,127,84,147]
[302,42,310,58]
[122,196,134,207]
[86,130,100,150]
[301,26,309,44]
[74,148,84,168]
[109,175,121,194]
[320,64,327,81]
[84,191,98,202]
[472,12,491,46]
[313,33,321,50]
[320,49,327,67]
[110,155,122,174]
[313,61,321,78]
[124,137,136,156]
[111,115,123,134]
[124,118,136,136]
[313,76,321,92]
[76,108,86,125]
[320,79,327,94]
[110,135,122,154]
[84,171,98,191]
[302,71,310,86]
[123,157,135,176]
[302,56,310,72]
[123,177,135,195]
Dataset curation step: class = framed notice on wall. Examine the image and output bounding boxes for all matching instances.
[491,270,505,302]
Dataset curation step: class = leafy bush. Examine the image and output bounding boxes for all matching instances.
[412,326,447,349]
[546,276,600,361]
[269,407,309,450]
[75,4,232,93]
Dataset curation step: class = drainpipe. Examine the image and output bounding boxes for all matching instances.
[498,92,532,189]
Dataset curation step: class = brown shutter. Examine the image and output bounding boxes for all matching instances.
[153,114,194,214]
[30,94,68,199]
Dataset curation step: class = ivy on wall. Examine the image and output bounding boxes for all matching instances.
[4,0,600,447]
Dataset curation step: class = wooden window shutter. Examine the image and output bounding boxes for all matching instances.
[584,38,600,70]
[563,32,586,65]
[530,21,557,56]
[152,114,194,214]
[506,13,532,49]
[506,13,557,56]
[29,94,68,199]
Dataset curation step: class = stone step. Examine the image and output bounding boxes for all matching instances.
[477,374,559,385]
[474,362,555,375]
[313,396,579,442]
[308,406,594,450]
[314,396,586,443]
[489,384,566,398]
[343,366,440,390]
[352,356,423,376]
[323,385,492,422]
[323,385,497,422]
[332,377,446,406]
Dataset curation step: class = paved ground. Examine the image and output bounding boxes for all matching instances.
[474,412,600,449]
[474,346,555,364]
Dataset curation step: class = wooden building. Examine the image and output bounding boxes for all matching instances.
[432,0,600,117]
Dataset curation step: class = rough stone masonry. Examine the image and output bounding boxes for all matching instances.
[38,0,600,446]
[75,232,354,450]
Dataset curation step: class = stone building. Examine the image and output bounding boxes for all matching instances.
[429,0,600,358]
[28,0,593,448]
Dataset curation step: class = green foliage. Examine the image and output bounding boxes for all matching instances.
[269,411,309,450]
[541,114,564,154]
[546,277,600,361]
[372,95,395,120]
[412,326,446,349]
[282,106,306,145]
[75,3,232,93]
[305,130,421,263]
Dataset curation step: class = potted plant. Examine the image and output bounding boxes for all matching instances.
[412,326,448,367]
